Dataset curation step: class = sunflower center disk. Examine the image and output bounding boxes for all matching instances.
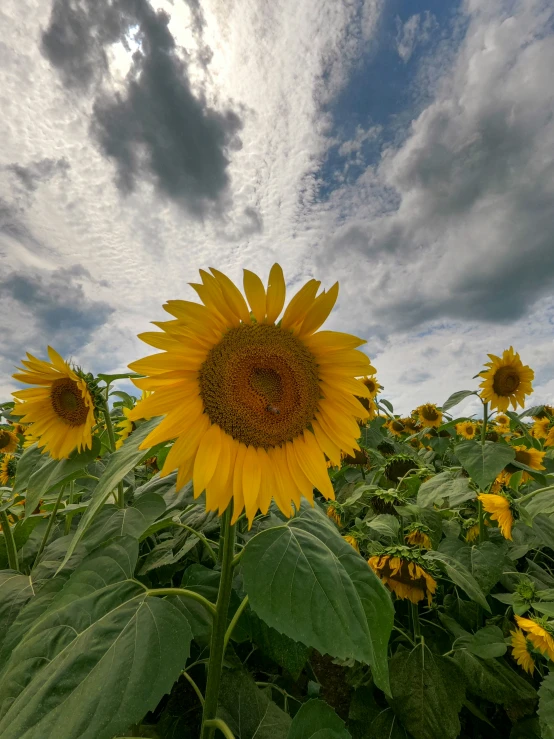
[493,366,520,396]
[199,324,320,448]
[50,378,89,427]
[0,431,10,449]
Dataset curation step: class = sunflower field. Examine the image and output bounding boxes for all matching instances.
[0,266,553,739]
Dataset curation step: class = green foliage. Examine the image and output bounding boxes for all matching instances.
[538,672,554,739]
[217,670,291,738]
[287,700,351,739]
[455,440,515,489]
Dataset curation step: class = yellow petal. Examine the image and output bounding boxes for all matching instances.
[243,444,262,525]
[281,279,320,330]
[294,431,334,500]
[193,424,222,496]
[266,263,286,324]
[243,269,266,323]
[232,443,248,523]
[210,268,252,323]
[298,282,339,337]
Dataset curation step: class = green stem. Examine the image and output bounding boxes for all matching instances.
[176,523,217,563]
[182,670,205,706]
[201,506,236,739]
[203,719,236,739]
[101,399,125,508]
[479,402,489,544]
[64,480,74,536]
[0,511,19,571]
[410,602,421,641]
[223,595,248,652]
[146,588,216,616]
[33,485,65,569]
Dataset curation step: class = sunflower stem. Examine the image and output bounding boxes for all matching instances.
[203,719,236,739]
[33,484,65,569]
[101,399,125,509]
[64,480,75,536]
[223,595,249,652]
[175,523,217,564]
[0,511,19,571]
[201,505,236,739]
[479,402,489,544]
[410,601,421,642]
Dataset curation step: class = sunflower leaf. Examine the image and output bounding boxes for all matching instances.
[241,505,394,695]
[417,471,474,508]
[453,650,537,708]
[286,699,351,739]
[424,550,491,611]
[538,671,554,739]
[454,441,515,489]
[442,390,477,413]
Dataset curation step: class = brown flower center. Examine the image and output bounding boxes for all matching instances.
[391,420,405,432]
[421,405,439,421]
[0,431,11,449]
[199,323,320,448]
[363,378,376,394]
[515,449,532,467]
[50,378,89,426]
[492,366,520,396]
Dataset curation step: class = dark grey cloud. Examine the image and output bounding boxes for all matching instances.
[6,158,70,192]
[41,0,242,217]
[0,265,114,361]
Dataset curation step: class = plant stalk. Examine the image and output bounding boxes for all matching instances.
[203,719,236,739]
[479,401,488,543]
[145,588,216,616]
[201,505,236,739]
[101,398,125,508]
[64,479,75,536]
[410,601,421,641]
[33,484,65,569]
[0,511,19,571]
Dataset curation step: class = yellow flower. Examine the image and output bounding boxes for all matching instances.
[12,424,26,436]
[11,348,96,460]
[128,265,372,525]
[343,534,360,552]
[456,421,477,440]
[515,614,554,661]
[532,405,554,420]
[115,407,135,449]
[530,418,549,439]
[0,430,18,455]
[491,470,511,493]
[359,374,379,398]
[465,523,479,543]
[0,455,17,486]
[326,503,343,527]
[511,445,546,483]
[416,403,442,428]
[368,554,437,605]
[386,418,405,437]
[401,417,420,432]
[546,426,554,448]
[479,347,534,412]
[510,629,535,674]
[478,493,514,540]
[405,528,432,550]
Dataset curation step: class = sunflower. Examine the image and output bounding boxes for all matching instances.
[359,374,379,398]
[386,418,405,437]
[408,437,423,450]
[510,629,535,674]
[368,550,437,605]
[456,421,477,440]
[326,501,343,528]
[491,469,511,493]
[369,488,402,515]
[342,448,370,467]
[464,517,490,542]
[508,445,546,483]
[357,396,377,422]
[532,405,554,420]
[479,347,534,412]
[514,614,554,661]
[128,265,372,525]
[531,417,550,440]
[416,403,442,428]
[384,454,418,483]
[0,430,18,455]
[115,407,135,449]
[546,426,554,448]
[12,424,26,436]
[11,348,96,460]
[343,534,360,552]
[495,413,510,428]
[478,493,515,540]
[0,455,17,486]
[401,417,420,432]
[405,524,432,550]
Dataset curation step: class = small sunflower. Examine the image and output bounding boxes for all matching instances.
[509,445,546,483]
[400,417,420,432]
[359,374,379,398]
[386,418,406,437]
[115,407,136,449]
[343,534,361,552]
[368,549,437,605]
[478,493,515,540]
[0,455,17,486]
[357,396,378,422]
[531,417,550,440]
[491,469,511,493]
[456,421,477,440]
[494,413,511,429]
[545,426,554,448]
[514,614,554,661]
[128,265,372,525]
[326,501,343,528]
[510,629,535,674]
[384,454,418,483]
[464,518,490,543]
[532,405,554,420]
[479,347,534,412]
[12,348,97,460]
[405,524,432,550]
[12,424,26,436]
[408,437,423,450]
[0,430,18,455]
[416,403,442,428]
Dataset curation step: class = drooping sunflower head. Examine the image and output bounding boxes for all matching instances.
[128,265,372,525]
[514,614,554,662]
[343,533,361,553]
[369,488,403,515]
[386,418,405,437]
[326,501,344,528]
[456,421,477,440]
[463,517,490,542]
[546,426,554,448]
[532,405,554,421]
[478,347,534,412]
[478,493,516,540]
[0,454,17,486]
[405,524,432,550]
[416,403,442,428]
[384,454,418,483]
[400,417,420,433]
[368,548,437,605]
[510,629,535,675]
[377,439,395,456]
[342,447,370,467]
[531,417,551,440]
[0,430,18,455]
[12,347,97,460]
[115,407,136,450]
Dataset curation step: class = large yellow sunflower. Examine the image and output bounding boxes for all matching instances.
[478,493,514,540]
[479,347,534,412]
[531,418,551,440]
[510,629,535,674]
[0,455,17,486]
[510,445,546,483]
[456,421,477,440]
[416,403,442,428]
[368,553,436,605]
[514,614,554,661]
[128,265,372,525]
[12,347,96,460]
[0,430,18,455]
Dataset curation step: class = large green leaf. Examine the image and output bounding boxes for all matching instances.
[439,541,506,595]
[248,611,310,680]
[58,417,160,571]
[455,441,515,489]
[241,506,393,694]
[532,514,554,548]
[525,487,554,517]
[417,471,474,508]
[217,670,291,739]
[456,625,507,659]
[424,550,491,611]
[12,444,43,496]
[287,699,351,739]
[0,572,34,653]
[0,536,192,739]
[24,438,102,516]
[348,688,409,739]
[538,672,554,739]
[442,391,477,412]
[454,650,537,708]
[389,644,466,739]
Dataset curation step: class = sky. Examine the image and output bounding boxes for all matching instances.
[1,0,553,417]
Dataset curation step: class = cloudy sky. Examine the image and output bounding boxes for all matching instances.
[1,0,553,415]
